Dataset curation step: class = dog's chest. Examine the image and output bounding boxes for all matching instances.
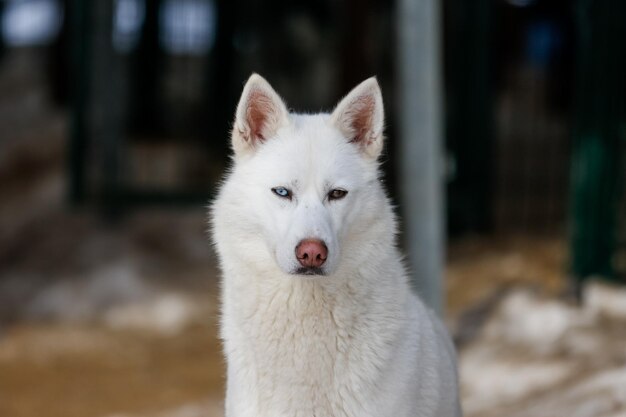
[227,283,383,416]
[246,285,346,381]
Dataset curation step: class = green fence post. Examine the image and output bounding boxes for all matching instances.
[570,0,626,292]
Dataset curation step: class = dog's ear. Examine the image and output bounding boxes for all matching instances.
[232,74,289,157]
[331,77,384,159]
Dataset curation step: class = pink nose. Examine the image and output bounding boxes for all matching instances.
[296,239,328,268]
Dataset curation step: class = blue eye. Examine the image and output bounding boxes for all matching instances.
[271,187,292,199]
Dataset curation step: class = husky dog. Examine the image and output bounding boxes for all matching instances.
[211,74,461,417]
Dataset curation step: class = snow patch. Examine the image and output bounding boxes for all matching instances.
[25,260,151,322]
[104,294,199,336]
[461,345,574,414]
[585,281,626,320]
[482,290,592,355]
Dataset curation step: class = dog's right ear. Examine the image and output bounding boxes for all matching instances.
[232,74,289,157]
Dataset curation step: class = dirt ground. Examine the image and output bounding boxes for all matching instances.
[0,321,224,417]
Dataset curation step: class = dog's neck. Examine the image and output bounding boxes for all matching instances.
[222,246,407,327]
[225,264,360,313]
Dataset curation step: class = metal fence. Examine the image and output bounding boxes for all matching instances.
[444,0,625,284]
[2,0,622,283]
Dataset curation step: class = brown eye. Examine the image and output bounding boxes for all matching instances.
[328,189,348,200]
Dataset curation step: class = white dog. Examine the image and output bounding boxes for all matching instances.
[211,74,461,417]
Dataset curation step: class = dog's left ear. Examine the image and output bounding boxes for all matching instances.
[331,77,384,159]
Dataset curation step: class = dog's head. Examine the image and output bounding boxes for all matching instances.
[215,74,387,277]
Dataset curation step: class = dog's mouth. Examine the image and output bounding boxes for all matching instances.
[292,266,326,276]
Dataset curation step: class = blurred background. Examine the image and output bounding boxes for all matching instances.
[0,0,625,416]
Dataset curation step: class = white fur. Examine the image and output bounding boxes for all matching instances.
[211,74,462,417]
